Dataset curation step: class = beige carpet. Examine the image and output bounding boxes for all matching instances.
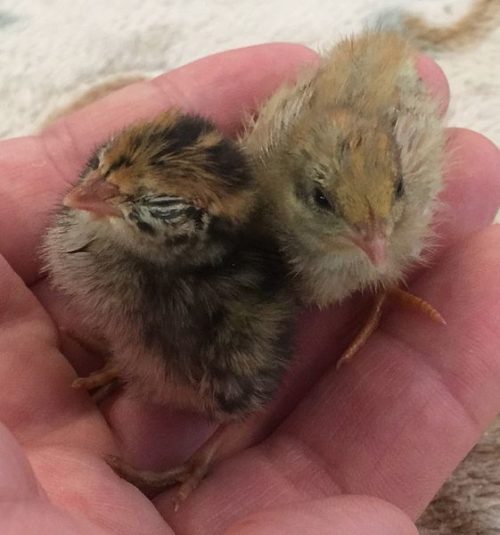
[1,0,499,532]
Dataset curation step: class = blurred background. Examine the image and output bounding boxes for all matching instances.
[0,1,499,533]
[0,0,499,144]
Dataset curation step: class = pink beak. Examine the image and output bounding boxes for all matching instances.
[346,222,389,267]
[63,172,122,217]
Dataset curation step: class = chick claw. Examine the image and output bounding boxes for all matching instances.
[337,288,445,369]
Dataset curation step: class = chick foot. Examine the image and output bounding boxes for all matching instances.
[72,362,120,391]
[107,423,230,510]
[337,288,445,369]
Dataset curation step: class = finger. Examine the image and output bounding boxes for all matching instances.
[0,423,103,534]
[224,496,417,535]
[0,503,110,535]
[0,264,169,535]
[436,128,500,246]
[165,225,500,524]
[0,44,318,284]
[416,55,449,116]
[0,253,112,451]
[0,425,167,535]
[0,424,41,500]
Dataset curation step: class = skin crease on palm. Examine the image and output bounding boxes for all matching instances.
[0,43,499,535]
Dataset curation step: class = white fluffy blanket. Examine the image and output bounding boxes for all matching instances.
[1,0,499,532]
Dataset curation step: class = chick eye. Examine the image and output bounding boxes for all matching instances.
[313,187,333,211]
[395,175,404,199]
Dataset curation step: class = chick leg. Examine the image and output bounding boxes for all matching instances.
[171,423,229,511]
[60,326,109,357]
[336,291,387,369]
[106,422,240,510]
[72,361,120,391]
[61,329,122,400]
[337,288,445,369]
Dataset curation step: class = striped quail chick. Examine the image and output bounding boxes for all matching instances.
[42,109,296,506]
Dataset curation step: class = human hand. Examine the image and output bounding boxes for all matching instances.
[0,43,499,534]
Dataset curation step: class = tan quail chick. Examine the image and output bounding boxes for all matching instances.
[243,0,500,364]
[243,30,447,365]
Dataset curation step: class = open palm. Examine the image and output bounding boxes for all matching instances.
[0,44,499,534]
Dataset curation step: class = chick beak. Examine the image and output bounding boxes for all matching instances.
[63,172,122,218]
[348,224,389,267]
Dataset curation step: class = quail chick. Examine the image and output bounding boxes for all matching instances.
[42,109,296,505]
[243,31,446,364]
